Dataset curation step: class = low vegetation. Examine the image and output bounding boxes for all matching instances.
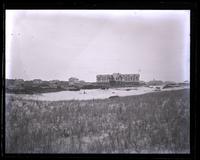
[5,89,190,153]
[5,79,99,94]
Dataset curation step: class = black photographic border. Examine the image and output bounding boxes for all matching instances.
[1,0,199,159]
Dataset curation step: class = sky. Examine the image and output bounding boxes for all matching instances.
[6,10,190,82]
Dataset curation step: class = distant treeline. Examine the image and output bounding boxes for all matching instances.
[5,79,189,94]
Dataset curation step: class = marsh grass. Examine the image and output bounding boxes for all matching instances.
[5,89,190,153]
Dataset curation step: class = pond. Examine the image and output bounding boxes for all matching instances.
[7,86,188,101]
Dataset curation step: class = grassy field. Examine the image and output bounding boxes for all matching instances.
[5,89,190,153]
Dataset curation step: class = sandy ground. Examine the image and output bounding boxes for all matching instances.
[7,86,189,101]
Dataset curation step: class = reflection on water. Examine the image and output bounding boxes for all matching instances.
[8,86,188,101]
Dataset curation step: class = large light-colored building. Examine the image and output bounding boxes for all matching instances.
[96,73,140,83]
[96,74,113,83]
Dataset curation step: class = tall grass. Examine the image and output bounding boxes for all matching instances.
[5,89,190,153]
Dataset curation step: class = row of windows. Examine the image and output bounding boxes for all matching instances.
[97,77,110,81]
[97,75,139,82]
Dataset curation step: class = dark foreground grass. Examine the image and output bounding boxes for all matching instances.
[5,89,190,153]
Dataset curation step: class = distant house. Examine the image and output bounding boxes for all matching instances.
[15,79,24,82]
[78,80,86,85]
[147,80,164,86]
[33,79,42,84]
[164,81,176,85]
[40,83,50,89]
[49,80,60,84]
[178,81,190,87]
[163,83,180,89]
[68,77,79,85]
[6,79,24,90]
[14,79,24,86]
[139,81,146,85]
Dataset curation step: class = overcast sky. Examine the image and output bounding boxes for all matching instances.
[6,10,190,82]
